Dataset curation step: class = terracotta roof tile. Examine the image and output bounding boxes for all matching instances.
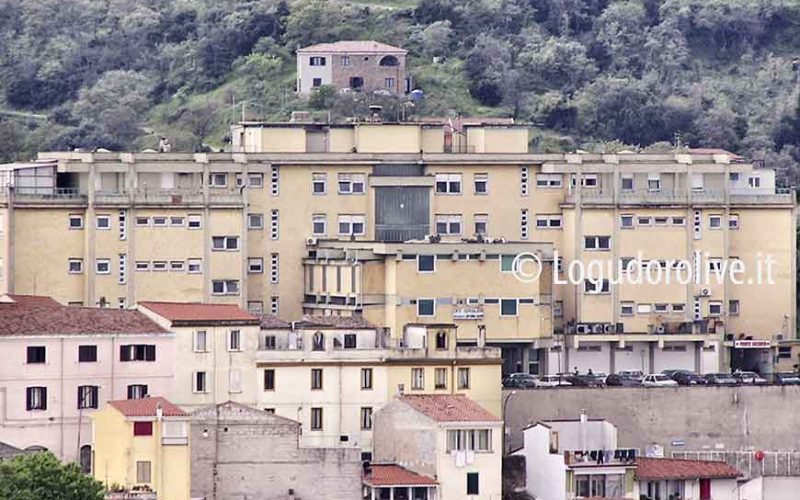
[0,304,168,336]
[260,314,291,329]
[109,397,188,418]
[138,301,260,325]
[1,294,61,307]
[297,315,375,330]
[364,464,437,487]
[297,40,406,54]
[635,458,740,480]
[399,394,500,423]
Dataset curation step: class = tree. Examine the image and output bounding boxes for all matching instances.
[593,1,646,75]
[0,451,104,500]
[517,35,597,94]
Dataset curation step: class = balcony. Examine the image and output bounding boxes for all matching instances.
[565,188,795,207]
[96,189,245,207]
[11,187,88,206]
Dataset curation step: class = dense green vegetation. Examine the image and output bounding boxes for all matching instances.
[2,0,800,181]
[0,452,104,500]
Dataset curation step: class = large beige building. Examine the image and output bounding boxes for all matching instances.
[0,122,795,375]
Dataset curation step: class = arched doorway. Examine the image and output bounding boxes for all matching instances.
[79,445,92,474]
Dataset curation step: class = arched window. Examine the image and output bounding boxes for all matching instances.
[79,445,92,474]
[435,331,447,350]
[379,55,399,67]
[312,332,325,351]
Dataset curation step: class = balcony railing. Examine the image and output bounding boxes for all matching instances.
[12,187,87,203]
[567,188,795,206]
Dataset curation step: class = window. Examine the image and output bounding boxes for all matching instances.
[435,368,447,389]
[212,280,240,295]
[620,215,634,229]
[169,216,184,227]
[621,175,634,191]
[779,346,792,359]
[262,334,275,350]
[312,173,327,194]
[672,303,686,313]
[96,259,111,274]
[68,214,84,229]
[187,214,202,229]
[78,345,97,362]
[248,213,264,229]
[584,280,610,294]
[309,56,326,66]
[435,331,447,349]
[447,429,492,452]
[68,258,83,274]
[620,302,634,316]
[135,216,149,227]
[127,384,148,399]
[208,173,227,187]
[729,300,740,316]
[709,215,723,229]
[385,77,395,88]
[312,214,327,235]
[474,214,488,236]
[654,216,669,226]
[435,173,462,194]
[647,175,661,191]
[193,331,207,352]
[474,173,489,194]
[96,215,111,230]
[654,303,669,313]
[417,298,435,317]
[708,258,722,273]
[26,387,47,410]
[194,371,207,393]
[571,174,598,187]
[344,334,357,349]
[536,174,562,188]
[152,261,167,272]
[187,258,202,274]
[709,301,723,316]
[77,385,98,409]
[553,300,563,317]
[248,173,264,187]
[341,55,350,66]
[27,346,46,364]
[458,368,470,389]
[270,165,279,195]
[248,257,264,274]
[748,176,761,188]
[411,368,424,390]
[338,215,366,235]
[133,422,153,436]
[637,216,651,226]
[536,214,562,229]
[120,345,156,362]
[136,461,151,484]
[361,368,373,390]
[584,236,611,250]
[228,330,241,351]
[467,473,479,495]
[264,369,275,391]
[500,298,518,316]
[270,253,279,283]
[211,236,239,251]
[361,407,373,430]
[312,77,322,87]
[311,368,323,390]
[311,407,323,430]
[672,216,685,226]
[729,214,740,229]
[730,172,740,181]
[152,216,167,227]
[418,255,435,273]
[435,214,462,235]
[166,261,184,272]
[338,173,366,194]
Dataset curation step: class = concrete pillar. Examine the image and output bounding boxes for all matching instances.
[649,343,656,373]
[694,343,701,373]
[609,342,615,374]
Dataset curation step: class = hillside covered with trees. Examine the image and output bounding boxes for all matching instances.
[2,0,800,181]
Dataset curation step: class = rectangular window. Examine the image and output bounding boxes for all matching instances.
[620,214,634,229]
[584,279,611,294]
[521,167,529,196]
[474,214,488,236]
[435,368,447,389]
[152,261,167,272]
[68,258,83,274]
[647,175,661,191]
[212,280,240,295]
[620,302,634,316]
[338,215,366,236]
[77,385,98,409]
[411,368,425,390]
[344,334,357,349]
[709,215,723,229]
[270,210,280,240]
[187,214,202,229]
[337,173,366,194]
[458,368,470,389]
[385,77,395,88]
[248,213,264,229]
[312,173,327,194]
[361,407,373,429]
[193,331,207,352]
[535,214,562,229]
[208,173,227,187]
[311,368,323,390]
[264,369,275,391]
[467,473,480,495]
[729,214,740,229]
[248,173,264,187]
[169,216,184,227]
[748,176,761,188]
[474,173,489,194]
[709,301,723,316]
[309,56,326,66]
[536,174,562,188]
[127,384,148,399]
[211,236,239,251]
[361,368,373,390]
[27,346,46,364]
[96,215,111,230]
[118,254,127,284]
[418,255,436,273]
[312,214,327,236]
[311,407,323,430]
[435,173,462,194]
[96,259,111,274]
[417,298,435,317]
[152,216,167,227]
[270,165,280,195]
[228,330,241,351]
[729,299,740,316]
[270,296,279,315]
[341,55,350,66]
[262,334,276,350]
[621,175,634,191]
[136,461,151,484]
[133,422,153,437]
[584,236,611,250]
[169,261,184,272]
[672,303,686,313]
[135,216,149,227]
[26,387,47,410]
[187,258,202,274]
[120,345,156,362]
[637,216,652,226]
[193,371,207,393]
[654,216,669,226]
[68,214,84,229]
[270,253,279,284]
[654,303,669,313]
[672,216,686,226]
[500,299,518,316]
[435,214,462,235]
[312,77,322,87]
[248,257,264,274]
[78,345,97,362]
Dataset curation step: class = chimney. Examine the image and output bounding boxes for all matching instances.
[156,402,163,421]
[477,325,486,348]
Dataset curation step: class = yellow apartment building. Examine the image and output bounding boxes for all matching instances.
[0,121,795,375]
[91,396,190,500]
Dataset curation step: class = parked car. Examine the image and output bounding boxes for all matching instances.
[661,369,691,379]
[605,373,643,387]
[732,370,768,385]
[502,373,539,389]
[704,373,739,385]
[774,372,800,385]
[642,374,679,387]
[563,374,603,387]
[589,372,608,386]
[537,375,573,387]
[617,370,645,382]
[673,371,708,386]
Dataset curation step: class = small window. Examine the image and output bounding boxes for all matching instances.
[709,301,723,316]
[654,303,669,313]
[672,303,686,313]
[337,215,366,236]
[621,176,634,191]
[474,173,489,194]
[411,368,424,390]
[729,300,740,316]
[96,215,111,230]
[187,258,202,274]
[620,302,634,316]
[27,346,46,364]
[136,461,151,484]
[344,334,357,349]
[96,259,111,274]
[78,345,97,362]
[312,214,327,236]
[134,422,153,436]
[474,214,488,236]
[248,213,264,229]
[169,216,184,227]
[187,214,202,229]
[309,56,326,66]
[654,216,669,226]
[748,176,761,188]
[585,280,611,294]
[536,174,563,188]
[385,77,395,88]
[647,175,661,191]
[435,173,462,194]
[211,236,239,251]
[127,384,148,399]
[672,217,686,226]
[584,236,611,250]
[361,368,373,390]
[360,407,373,430]
[193,371,207,393]
[435,331,447,350]
[312,173,327,194]
[68,258,84,274]
[310,407,323,430]
[211,280,239,295]
[729,214,740,230]
[152,216,167,227]
[248,173,264,187]
[26,387,47,410]
[312,332,325,351]
[341,55,350,66]
[264,369,275,391]
[248,257,264,274]
[417,298,435,317]
[500,299,518,317]
[208,173,227,187]
[77,385,99,409]
[637,216,652,226]
[458,368,470,389]
[709,215,723,229]
[620,215,634,229]
[193,330,207,352]
[169,261,185,272]
[435,214,462,235]
[337,173,366,194]
[467,472,480,495]
[135,217,149,227]
[151,261,167,272]
[228,330,241,351]
[435,368,447,389]
[68,214,84,229]
[311,368,323,390]
[418,255,435,273]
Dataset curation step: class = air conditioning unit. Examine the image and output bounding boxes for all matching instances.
[655,325,667,334]
[774,334,784,341]
[592,323,605,334]
[576,323,590,334]
[306,236,318,246]
[604,323,617,334]
[700,288,711,297]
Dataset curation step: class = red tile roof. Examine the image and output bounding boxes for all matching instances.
[297,40,406,54]
[261,314,291,329]
[138,301,260,326]
[1,294,61,307]
[109,397,188,418]
[297,315,375,330]
[635,458,740,480]
[399,394,500,423]
[363,464,437,487]
[0,304,168,336]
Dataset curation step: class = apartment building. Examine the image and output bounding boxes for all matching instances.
[0,122,794,375]
[296,40,408,95]
[0,298,175,463]
[257,314,502,451]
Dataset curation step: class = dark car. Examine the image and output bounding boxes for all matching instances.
[605,374,642,387]
[562,374,602,387]
[661,369,691,379]
[774,372,800,385]
[704,373,738,385]
[673,371,708,386]
[502,373,538,389]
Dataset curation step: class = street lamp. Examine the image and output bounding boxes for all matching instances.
[502,390,517,455]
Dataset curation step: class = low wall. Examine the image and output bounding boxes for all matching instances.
[504,385,800,456]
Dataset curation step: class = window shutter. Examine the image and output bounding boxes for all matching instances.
[145,345,156,361]
[25,388,32,410]
[91,386,99,408]
[120,345,129,362]
[41,388,47,410]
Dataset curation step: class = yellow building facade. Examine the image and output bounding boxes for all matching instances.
[91,396,190,500]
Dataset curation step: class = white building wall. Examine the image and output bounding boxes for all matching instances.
[520,425,566,500]
[566,343,611,374]
[297,54,333,94]
[652,342,696,373]
[700,342,720,374]
[613,343,650,373]
[436,422,503,500]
